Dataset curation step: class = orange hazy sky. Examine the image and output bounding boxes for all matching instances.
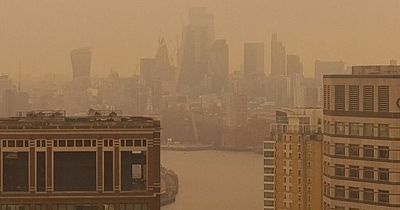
[0,0,399,80]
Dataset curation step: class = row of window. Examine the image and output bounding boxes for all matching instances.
[325,85,390,112]
[325,185,390,203]
[0,204,147,210]
[325,122,390,138]
[326,143,390,159]
[332,164,390,182]
[0,139,147,148]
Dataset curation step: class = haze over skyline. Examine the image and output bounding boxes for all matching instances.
[1,0,399,80]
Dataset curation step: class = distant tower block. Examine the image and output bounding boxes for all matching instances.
[71,47,92,88]
[390,59,398,65]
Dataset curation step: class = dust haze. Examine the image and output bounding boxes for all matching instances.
[1,0,399,81]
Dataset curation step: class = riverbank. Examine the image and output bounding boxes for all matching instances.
[161,144,262,154]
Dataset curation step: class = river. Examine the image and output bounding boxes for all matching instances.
[161,150,263,210]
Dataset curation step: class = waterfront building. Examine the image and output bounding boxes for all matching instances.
[264,107,323,210]
[244,42,265,79]
[322,65,400,210]
[0,110,161,210]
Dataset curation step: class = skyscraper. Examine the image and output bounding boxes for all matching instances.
[322,65,400,210]
[71,47,92,88]
[244,42,265,79]
[287,54,303,77]
[177,7,214,95]
[209,39,229,94]
[265,108,323,210]
[271,33,286,77]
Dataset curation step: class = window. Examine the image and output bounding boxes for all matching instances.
[335,122,345,135]
[349,166,359,178]
[378,124,389,137]
[363,167,374,180]
[349,123,360,136]
[264,175,274,182]
[264,184,274,190]
[324,85,331,110]
[264,143,274,149]
[349,144,359,157]
[378,146,389,159]
[264,159,274,166]
[378,86,389,112]
[335,85,345,111]
[335,185,345,198]
[264,191,274,198]
[335,144,345,156]
[363,85,374,112]
[119,204,148,210]
[363,123,374,137]
[363,145,374,158]
[334,207,345,210]
[349,187,359,200]
[378,190,389,203]
[349,85,359,111]
[264,151,274,158]
[363,188,374,201]
[264,168,274,174]
[378,168,389,181]
[335,164,345,177]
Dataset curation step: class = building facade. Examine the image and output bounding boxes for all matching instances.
[322,65,400,210]
[244,42,265,79]
[264,108,323,210]
[0,110,161,210]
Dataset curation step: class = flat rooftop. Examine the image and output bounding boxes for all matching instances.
[0,110,159,130]
[324,65,400,78]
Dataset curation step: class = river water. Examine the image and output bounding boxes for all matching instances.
[161,150,263,210]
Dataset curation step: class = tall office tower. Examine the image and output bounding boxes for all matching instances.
[244,42,265,79]
[209,39,229,94]
[71,48,92,88]
[224,93,248,128]
[287,54,303,77]
[271,33,287,77]
[177,7,214,95]
[155,38,174,82]
[140,58,157,87]
[0,110,161,210]
[322,65,400,210]
[265,108,323,210]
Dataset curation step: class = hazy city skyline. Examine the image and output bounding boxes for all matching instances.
[1,0,400,80]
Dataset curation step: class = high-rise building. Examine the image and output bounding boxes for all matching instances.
[140,58,157,87]
[71,48,92,88]
[271,33,286,77]
[177,7,214,95]
[224,93,247,128]
[287,54,303,77]
[264,107,323,210]
[244,42,265,79]
[0,110,161,210]
[322,65,400,210]
[209,39,229,94]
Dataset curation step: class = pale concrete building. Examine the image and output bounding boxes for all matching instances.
[323,65,400,210]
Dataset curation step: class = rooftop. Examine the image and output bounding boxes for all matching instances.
[0,110,160,130]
